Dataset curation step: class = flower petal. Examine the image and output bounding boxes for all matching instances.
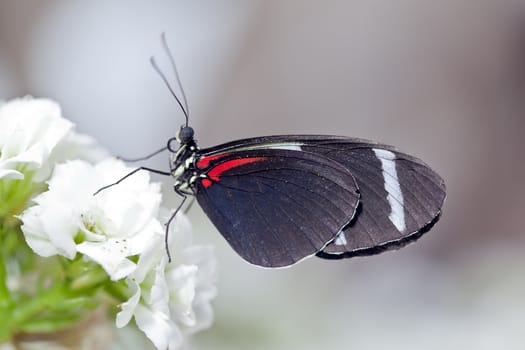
[165,265,198,326]
[19,206,64,257]
[116,280,141,328]
[77,240,136,280]
[134,304,183,350]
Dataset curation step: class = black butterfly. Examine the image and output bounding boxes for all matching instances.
[172,131,446,267]
[97,35,446,268]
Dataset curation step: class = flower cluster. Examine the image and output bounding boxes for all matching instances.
[0,97,216,350]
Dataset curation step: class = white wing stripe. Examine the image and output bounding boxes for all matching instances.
[222,142,304,153]
[373,149,406,232]
[334,232,347,245]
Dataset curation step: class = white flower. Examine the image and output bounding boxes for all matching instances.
[19,158,163,280]
[116,214,217,350]
[0,97,73,181]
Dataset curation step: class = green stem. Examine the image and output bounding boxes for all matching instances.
[0,252,9,304]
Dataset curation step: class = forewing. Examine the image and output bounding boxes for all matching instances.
[194,149,360,267]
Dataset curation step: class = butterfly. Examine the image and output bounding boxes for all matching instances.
[168,129,445,267]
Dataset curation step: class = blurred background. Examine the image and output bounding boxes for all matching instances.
[1,0,525,349]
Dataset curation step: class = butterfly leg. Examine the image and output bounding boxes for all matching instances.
[164,194,188,262]
[93,167,172,195]
[183,197,196,214]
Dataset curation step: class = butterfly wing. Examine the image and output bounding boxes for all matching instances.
[199,135,446,260]
[194,148,360,267]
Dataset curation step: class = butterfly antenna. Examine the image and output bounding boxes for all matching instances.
[161,33,189,120]
[150,56,189,127]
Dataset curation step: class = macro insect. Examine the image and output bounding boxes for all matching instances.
[96,35,446,268]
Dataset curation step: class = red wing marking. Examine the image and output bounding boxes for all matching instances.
[201,178,213,188]
[201,156,267,188]
[196,153,229,169]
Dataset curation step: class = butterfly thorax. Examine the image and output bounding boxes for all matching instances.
[171,133,200,195]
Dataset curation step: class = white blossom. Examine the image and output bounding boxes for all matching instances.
[19,159,164,280]
[0,97,73,181]
[116,214,217,350]
[5,96,217,349]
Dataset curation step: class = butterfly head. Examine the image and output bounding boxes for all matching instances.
[177,126,195,144]
[167,126,196,156]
